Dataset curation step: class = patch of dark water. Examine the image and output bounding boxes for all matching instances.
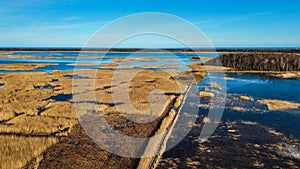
[34,84,54,90]
[49,94,72,101]
[65,75,89,79]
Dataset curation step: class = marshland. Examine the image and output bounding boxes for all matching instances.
[0,49,299,168]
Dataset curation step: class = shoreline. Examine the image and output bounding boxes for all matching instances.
[138,84,193,169]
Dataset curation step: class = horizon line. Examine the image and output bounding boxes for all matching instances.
[0,46,299,49]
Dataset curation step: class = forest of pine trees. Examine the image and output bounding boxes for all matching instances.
[206,52,300,71]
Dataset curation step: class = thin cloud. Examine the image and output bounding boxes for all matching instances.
[193,20,215,25]
[62,16,80,21]
[209,31,254,36]
[195,9,283,27]
[219,9,282,25]
[38,21,107,29]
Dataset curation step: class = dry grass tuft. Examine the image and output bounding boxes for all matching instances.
[0,135,57,169]
[199,91,214,99]
[174,95,183,109]
[1,115,77,135]
[0,63,56,71]
[229,106,248,112]
[0,111,15,122]
[257,99,300,111]
[276,142,300,160]
[239,95,251,101]
[42,102,77,118]
[210,82,222,91]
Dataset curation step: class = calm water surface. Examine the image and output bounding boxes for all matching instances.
[201,72,300,138]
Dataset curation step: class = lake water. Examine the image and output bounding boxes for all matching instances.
[200,72,300,139]
[0,51,219,74]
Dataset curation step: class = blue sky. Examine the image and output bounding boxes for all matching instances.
[0,0,300,47]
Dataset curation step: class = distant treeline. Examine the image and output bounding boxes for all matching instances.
[206,52,300,71]
[217,48,300,53]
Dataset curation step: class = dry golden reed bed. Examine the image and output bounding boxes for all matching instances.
[0,60,207,168]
